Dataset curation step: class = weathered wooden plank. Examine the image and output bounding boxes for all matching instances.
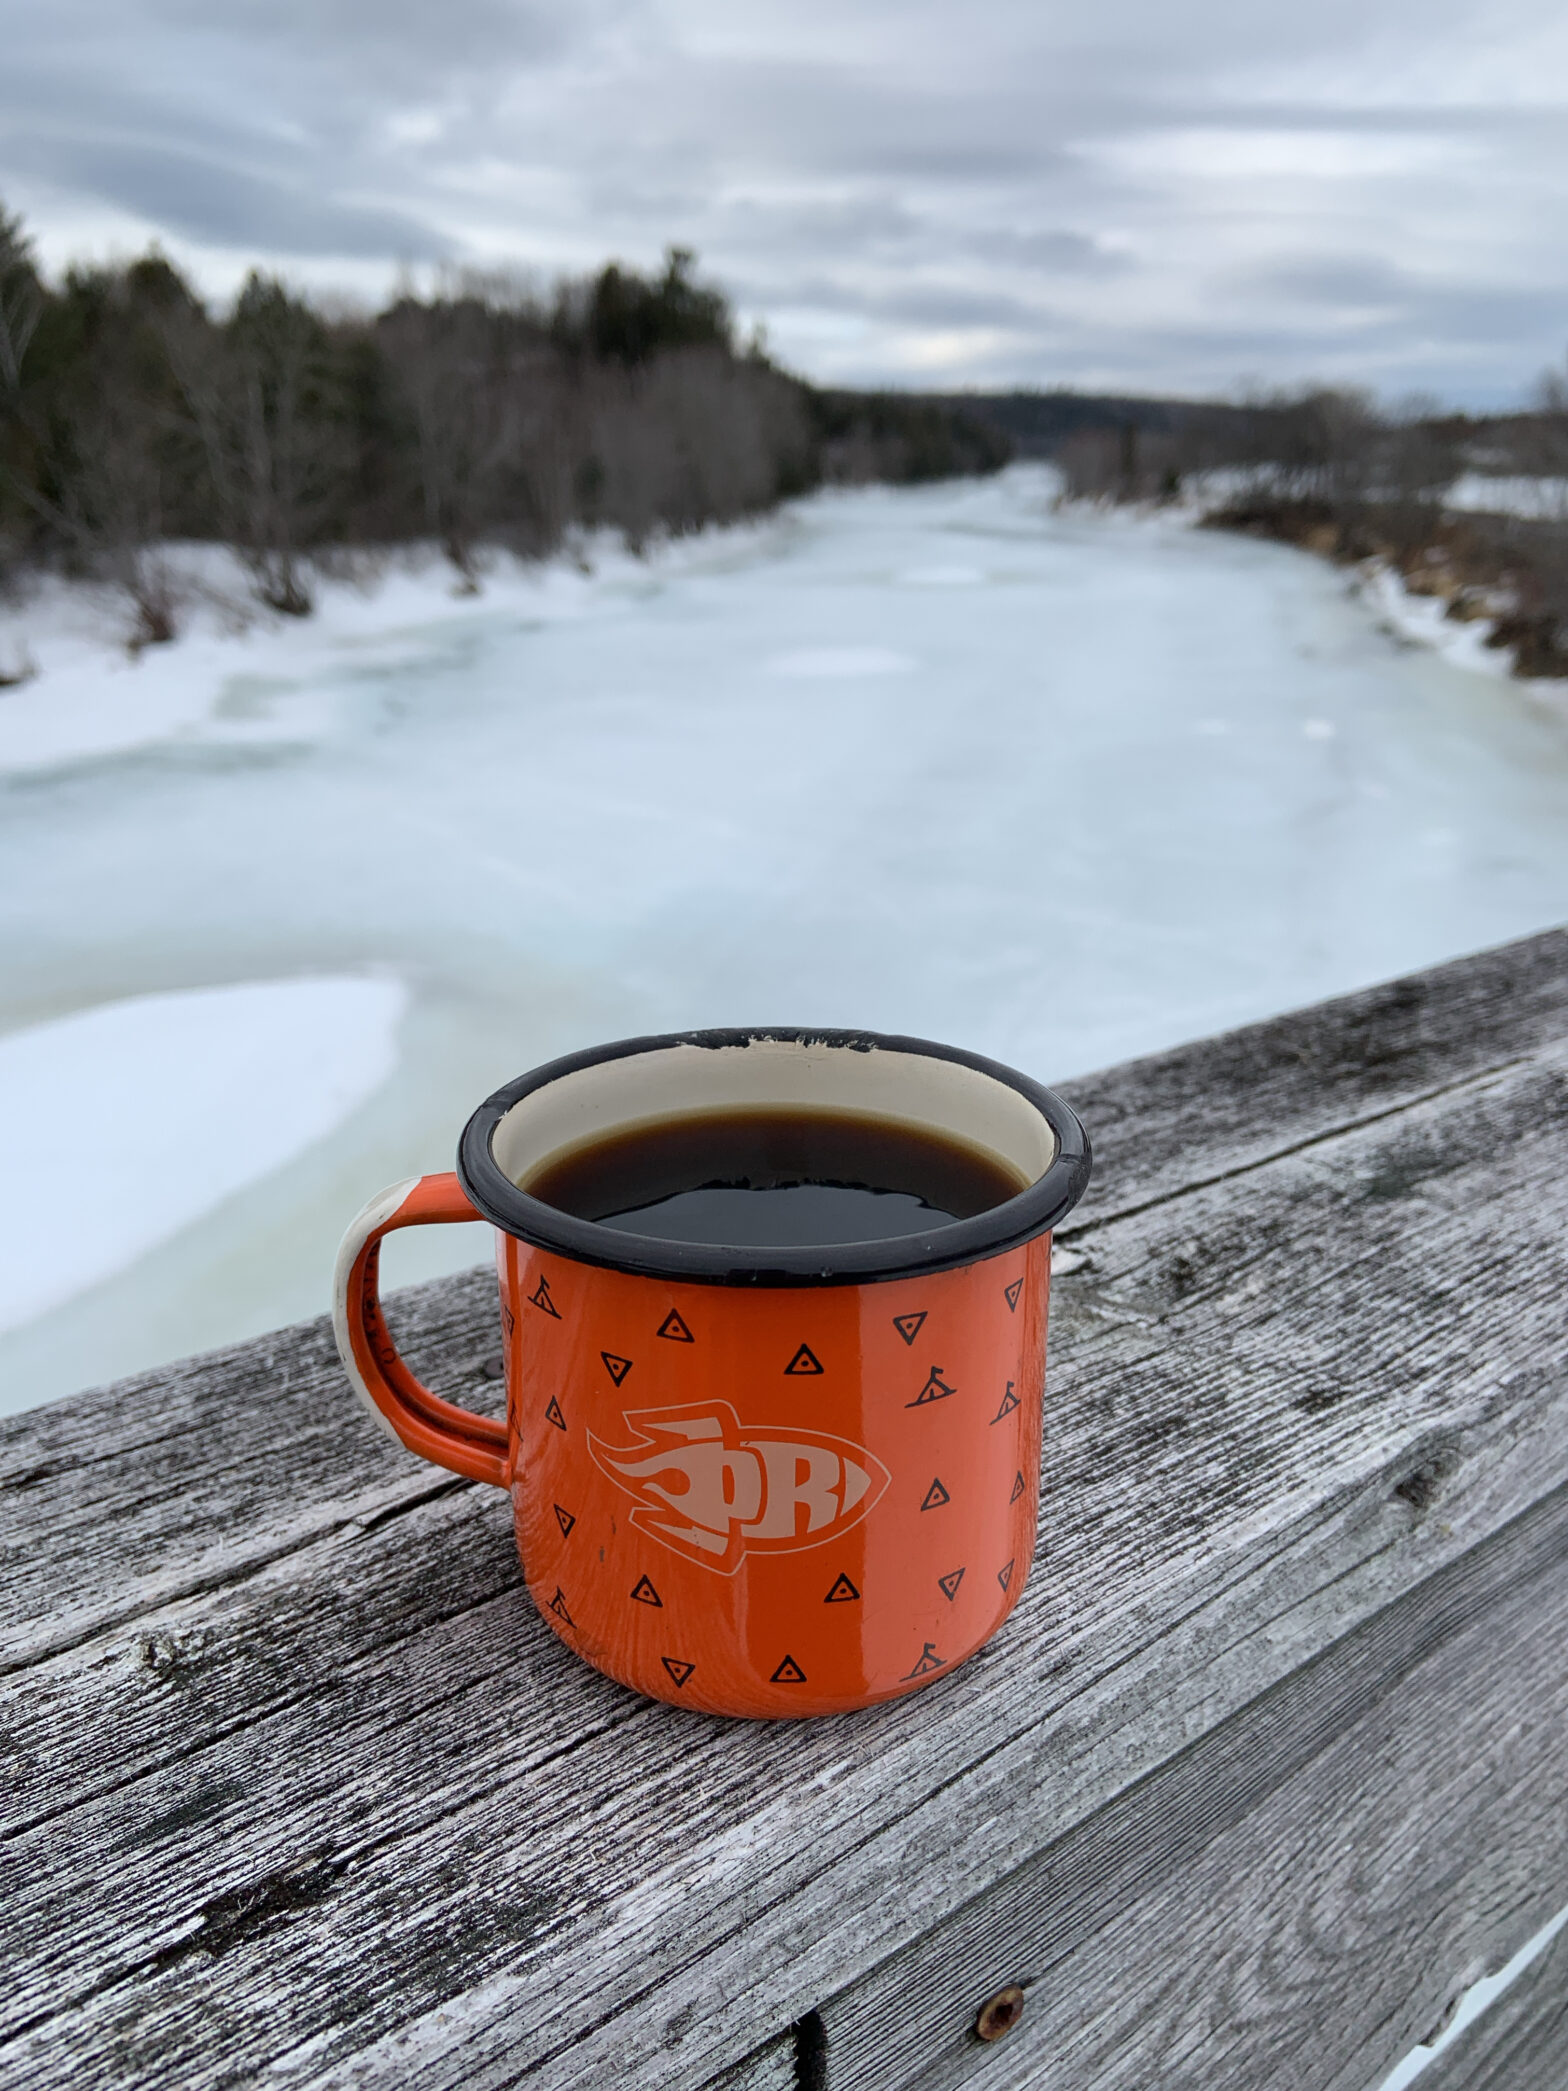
[1055,922,1568,1231]
[704,2032,799,2091]
[6,927,1563,1676]
[1,936,1564,2091]
[1,922,1559,1705]
[0,923,1557,1696]
[3,1053,1568,2082]
[812,1481,1568,2089]
[1414,1920,1568,2091]
[888,1545,1568,2091]
[0,1267,503,1674]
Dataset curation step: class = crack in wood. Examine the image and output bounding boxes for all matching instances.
[155,1852,350,1966]
[0,1571,535,1845]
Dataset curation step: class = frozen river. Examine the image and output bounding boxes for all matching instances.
[3,465,1568,1411]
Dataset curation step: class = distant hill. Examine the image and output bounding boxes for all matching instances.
[920,390,1275,458]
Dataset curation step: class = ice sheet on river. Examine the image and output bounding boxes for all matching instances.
[1,467,1566,1410]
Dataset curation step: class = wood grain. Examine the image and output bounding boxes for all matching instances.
[2,932,1566,2091]
[0,1266,503,1677]
[814,1483,1568,2089]
[1055,922,1568,1230]
[706,2032,799,2091]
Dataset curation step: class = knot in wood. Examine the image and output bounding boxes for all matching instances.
[975,1985,1025,2042]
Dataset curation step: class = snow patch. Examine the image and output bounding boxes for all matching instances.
[1184,467,1568,527]
[0,976,406,1333]
[1377,1899,1568,2088]
[1445,472,1568,522]
[1359,565,1518,682]
[0,531,795,780]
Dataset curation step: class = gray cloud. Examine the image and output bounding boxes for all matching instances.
[965,229,1130,276]
[18,0,591,103]
[4,130,452,259]
[2,0,1566,401]
[1218,266,1568,367]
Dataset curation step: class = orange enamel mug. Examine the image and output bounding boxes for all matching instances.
[333,1028,1090,1719]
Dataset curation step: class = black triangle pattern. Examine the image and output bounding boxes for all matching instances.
[892,1310,927,1346]
[771,1655,808,1684]
[902,1642,945,1679]
[529,1275,561,1319]
[601,1351,633,1387]
[1009,1470,1026,1503]
[907,1367,956,1408]
[991,1381,1021,1424]
[502,1304,516,1338]
[657,1309,694,1342]
[784,1343,824,1376]
[662,1657,695,1688]
[1005,1277,1024,1312]
[824,1572,860,1603]
[997,1558,1015,1591]
[548,1587,572,1625]
[938,1568,965,1601]
[631,1574,662,1608]
[545,1395,567,1432]
[920,1477,951,1512]
[553,1504,575,1538]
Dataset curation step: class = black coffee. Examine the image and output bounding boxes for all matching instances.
[525,1107,1027,1248]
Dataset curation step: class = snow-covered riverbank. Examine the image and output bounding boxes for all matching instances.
[0,528,784,776]
[7,474,1561,778]
[4,464,1567,1411]
[1173,467,1568,694]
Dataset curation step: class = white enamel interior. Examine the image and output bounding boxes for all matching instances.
[491,1038,1057,1193]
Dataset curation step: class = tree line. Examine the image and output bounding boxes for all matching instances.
[1048,382,1568,676]
[0,205,1006,645]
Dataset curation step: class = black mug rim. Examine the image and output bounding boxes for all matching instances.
[456,1026,1092,1288]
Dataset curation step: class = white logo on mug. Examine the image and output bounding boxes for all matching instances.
[588,1402,890,1573]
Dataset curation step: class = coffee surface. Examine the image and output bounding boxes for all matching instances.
[524,1107,1027,1248]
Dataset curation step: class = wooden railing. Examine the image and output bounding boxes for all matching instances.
[4,928,1567,2090]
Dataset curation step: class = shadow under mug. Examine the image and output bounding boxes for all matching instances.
[333,1027,1091,1719]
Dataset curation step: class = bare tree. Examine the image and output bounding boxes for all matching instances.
[40,384,180,646]
[167,273,342,614]
[378,295,555,581]
[575,346,810,548]
[1525,356,1568,520]
[0,206,39,398]
[3,259,189,644]
[0,209,1017,618]
[1057,422,1184,502]
[0,207,42,587]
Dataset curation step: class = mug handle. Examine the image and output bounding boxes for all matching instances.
[333,1172,511,1488]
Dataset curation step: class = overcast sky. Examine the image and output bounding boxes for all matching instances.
[5,0,1567,403]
